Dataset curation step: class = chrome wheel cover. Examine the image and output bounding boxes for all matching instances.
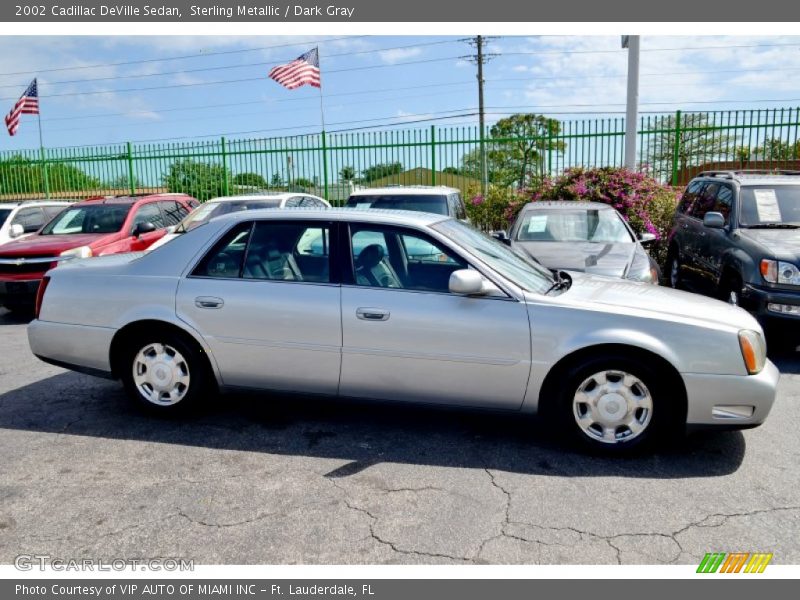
[132,343,191,406]
[572,370,653,444]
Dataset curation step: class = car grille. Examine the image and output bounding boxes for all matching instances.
[0,256,58,275]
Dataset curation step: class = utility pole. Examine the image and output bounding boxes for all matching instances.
[622,35,640,170]
[465,36,496,195]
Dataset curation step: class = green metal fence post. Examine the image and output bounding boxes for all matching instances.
[547,123,554,179]
[430,125,436,186]
[671,110,682,186]
[221,137,230,196]
[38,146,50,199]
[321,130,329,201]
[126,141,136,195]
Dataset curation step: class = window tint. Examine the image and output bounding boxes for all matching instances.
[345,194,449,215]
[41,204,130,235]
[691,183,719,220]
[448,194,466,219]
[11,207,46,233]
[677,181,703,214]
[42,205,66,220]
[713,186,734,224]
[350,225,467,292]
[0,209,11,228]
[284,197,303,208]
[243,221,331,283]
[192,222,253,278]
[160,201,189,226]
[131,202,165,232]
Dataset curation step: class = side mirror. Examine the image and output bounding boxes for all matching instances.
[8,223,24,238]
[491,230,511,245]
[448,269,486,295]
[703,212,726,229]
[638,232,657,246]
[132,221,157,237]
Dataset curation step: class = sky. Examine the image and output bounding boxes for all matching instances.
[0,34,798,150]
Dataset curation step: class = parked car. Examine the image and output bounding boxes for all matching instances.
[0,193,196,312]
[29,209,777,454]
[0,200,71,246]
[502,201,660,284]
[345,186,466,219]
[666,170,800,345]
[147,192,330,252]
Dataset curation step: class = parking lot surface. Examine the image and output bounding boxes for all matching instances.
[1,308,799,565]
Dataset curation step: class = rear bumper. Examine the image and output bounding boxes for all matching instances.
[0,278,41,308]
[28,319,115,376]
[683,360,779,429]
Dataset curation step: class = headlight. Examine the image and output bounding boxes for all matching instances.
[59,246,93,259]
[738,329,766,375]
[760,259,800,285]
[627,265,659,285]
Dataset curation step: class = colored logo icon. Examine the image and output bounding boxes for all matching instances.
[697,552,773,573]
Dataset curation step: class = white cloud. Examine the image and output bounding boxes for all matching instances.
[378,47,423,64]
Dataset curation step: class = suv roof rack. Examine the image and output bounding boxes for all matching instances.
[697,169,800,179]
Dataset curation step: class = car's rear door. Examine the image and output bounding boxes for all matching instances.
[338,222,531,409]
[175,219,342,395]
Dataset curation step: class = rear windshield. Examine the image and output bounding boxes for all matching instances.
[345,194,448,215]
[739,185,800,226]
[176,198,283,233]
[40,204,131,235]
[0,209,10,228]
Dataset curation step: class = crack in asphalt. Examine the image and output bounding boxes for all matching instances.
[176,508,278,529]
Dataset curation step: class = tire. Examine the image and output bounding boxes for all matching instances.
[667,248,682,289]
[556,354,677,456]
[120,330,212,415]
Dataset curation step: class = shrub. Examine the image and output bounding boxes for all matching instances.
[164,159,229,202]
[465,184,529,232]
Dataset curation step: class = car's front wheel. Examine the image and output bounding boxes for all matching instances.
[558,354,676,455]
[121,332,211,414]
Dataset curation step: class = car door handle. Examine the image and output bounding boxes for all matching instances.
[356,307,390,321]
[195,296,224,309]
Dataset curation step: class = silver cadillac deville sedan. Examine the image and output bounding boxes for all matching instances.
[28,209,779,454]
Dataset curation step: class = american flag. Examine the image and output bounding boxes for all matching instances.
[4,79,39,136]
[268,48,321,90]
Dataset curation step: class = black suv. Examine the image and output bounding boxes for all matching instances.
[666,170,800,344]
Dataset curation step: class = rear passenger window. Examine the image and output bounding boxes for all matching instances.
[160,201,189,226]
[243,221,331,283]
[677,181,703,215]
[192,223,253,279]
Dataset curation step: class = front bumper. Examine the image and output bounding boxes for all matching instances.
[683,360,779,428]
[0,278,42,309]
[741,283,800,332]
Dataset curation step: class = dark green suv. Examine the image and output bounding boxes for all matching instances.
[666,170,800,345]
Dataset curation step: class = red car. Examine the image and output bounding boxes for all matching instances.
[0,193,197,313]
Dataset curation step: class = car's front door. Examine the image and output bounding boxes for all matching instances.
[338,223,531,409]
[176,219,342,394]
[695,183,735,291]
[128,202,168,251]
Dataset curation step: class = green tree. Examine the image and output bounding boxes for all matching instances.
[289,177,315,191]
[442,166,461,175]
[0,156,101,196]
[644,114,738,180]
[461,114,565,189]
[361,161,403,183]
[232,172,269,188]
[339,166,356,182]
[105,174,140,191]
[755,138,800,160]
[163,159,229,202]
[270,173,283,187]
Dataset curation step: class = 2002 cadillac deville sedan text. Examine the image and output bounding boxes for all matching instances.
[28,209,779,454]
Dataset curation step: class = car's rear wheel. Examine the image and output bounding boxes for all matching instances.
[121,332,210,414]
[558,354,675,455]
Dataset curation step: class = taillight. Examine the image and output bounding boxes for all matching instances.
[34,275,50,319]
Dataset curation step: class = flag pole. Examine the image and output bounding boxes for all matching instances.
[317,47,329,201]
[35,79,51,200]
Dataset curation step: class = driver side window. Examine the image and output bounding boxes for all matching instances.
[349,225,467,293]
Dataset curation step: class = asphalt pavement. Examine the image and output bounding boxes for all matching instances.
[1,308,799,565]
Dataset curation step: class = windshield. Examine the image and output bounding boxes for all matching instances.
[346,194,448,215]
[433,219,555,294]
[0,209,11,228]
[739,185,800,226]
[176,198,283,233]
[516,208,633,243]
[40,204,130,235]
